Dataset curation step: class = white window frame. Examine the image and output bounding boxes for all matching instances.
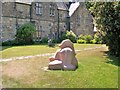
[35,3,43,15]
[49,4,55,16]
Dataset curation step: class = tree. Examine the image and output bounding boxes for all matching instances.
[85,2,120,57]
[16,23,36,45]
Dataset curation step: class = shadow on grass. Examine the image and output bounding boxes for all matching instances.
[1,43,58,51]
[103,51,120,66]
[0,46,13,51]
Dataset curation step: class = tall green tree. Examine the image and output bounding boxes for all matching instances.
[86,2,120,57]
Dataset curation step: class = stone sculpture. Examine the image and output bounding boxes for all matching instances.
[48,39,78,70]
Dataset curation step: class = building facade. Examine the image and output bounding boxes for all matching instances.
[69,2,94,36]
[31,2,68,40]
[1,2,31,41]
[1,2,68,42]
[1,1,94,42]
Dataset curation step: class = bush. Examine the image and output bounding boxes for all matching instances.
[78,34,85,40]
[77,39,86,44]
[90,39,97,44]
[94,33,103,44]
[78,34,93,44]
[15,23,36,45]
[52,39,57,43]
[2,40,13,46]
[84,35,93,43]
[2,39,20,46]
[65,31,77,43]
[40,37,48,43]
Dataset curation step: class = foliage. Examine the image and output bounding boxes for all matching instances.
[90,39,96,44]
[65,30,77,43]
[77,39,86,44]
[78,34,93,44]
[2,40,13,46]
[94,33,104,44]
[78,34,85,40]
[84,35,93,43]
[86,2,120,57]
[59,30,77,43]
[40,37,48,43]
[15,23,36,45]
[2,39,22,46]
[59,31,67,42]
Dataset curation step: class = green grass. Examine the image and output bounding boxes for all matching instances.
[1,44,118,88]
[1,44,102,59]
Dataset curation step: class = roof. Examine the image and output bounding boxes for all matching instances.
[69,2,79,16]
[15,0,32,4]
[56,2,68,10]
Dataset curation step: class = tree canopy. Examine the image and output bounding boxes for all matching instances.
[85,2,120,57]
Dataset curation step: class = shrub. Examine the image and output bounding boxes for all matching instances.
[59,31,67,43]
[77,39,86,44]
[2,40,13,46]
[52,39,57,43]
[90,39,97,44]
[15,23,36,45]
[78,34,93,44]
[94,34,103,44]
[84,35,93,43]
[40,37,48,43]
[2,39,20,46]
[78,34,85,40]
[65,31,77,43]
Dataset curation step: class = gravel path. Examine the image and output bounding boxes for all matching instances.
[0,46,105,62]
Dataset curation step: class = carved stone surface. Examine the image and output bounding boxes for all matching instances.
[48,39,78,70]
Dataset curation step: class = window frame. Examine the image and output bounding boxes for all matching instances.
[35,2,43,15]
[49,3,55,16]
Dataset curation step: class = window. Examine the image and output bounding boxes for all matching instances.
[49,4,55,16]
[35,3,43,15]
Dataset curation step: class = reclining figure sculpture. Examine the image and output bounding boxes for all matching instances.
[48,39,78,70]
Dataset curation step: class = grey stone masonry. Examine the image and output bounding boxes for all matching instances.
[70,2,94,36]
[1,2,94,42]
[0,1,2,42]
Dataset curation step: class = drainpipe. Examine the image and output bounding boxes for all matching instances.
[57,9,60,41]
[0,1,2,42]
[30,3,32,22]
[14,2,18,29]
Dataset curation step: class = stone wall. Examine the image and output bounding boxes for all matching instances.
[31,2,67,39]
[2,2,15,17]
[0,1,2,42]
[16,3,31,19]
[2,17,16,41]
[70,2,93,36]
[2,2,31,41]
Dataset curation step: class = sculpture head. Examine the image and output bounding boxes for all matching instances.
[59,39,76,55]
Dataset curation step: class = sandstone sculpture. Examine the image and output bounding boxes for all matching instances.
[48,39,78,70]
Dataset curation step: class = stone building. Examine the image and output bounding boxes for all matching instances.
[0,1,2,42]
[31,2,68,40]
[69,2,94,36]
[1,1,68,42]
[1,1,94,42]
[1,2,31,41]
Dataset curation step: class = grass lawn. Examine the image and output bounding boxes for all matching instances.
[0,44,119,88]
[1,44,102,59]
